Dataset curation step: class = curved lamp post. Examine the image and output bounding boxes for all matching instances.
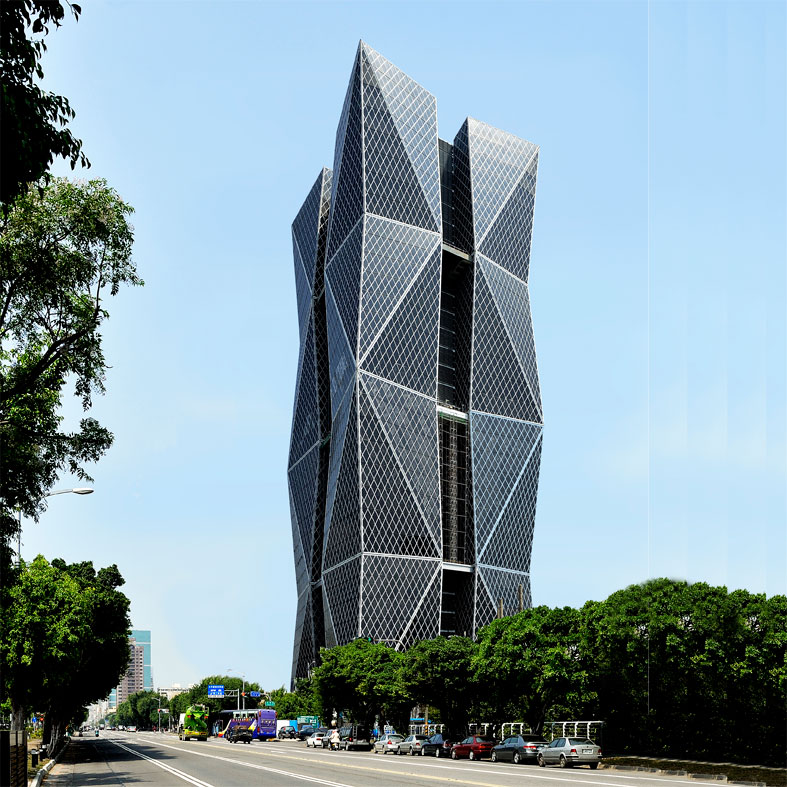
[17,487,94,560]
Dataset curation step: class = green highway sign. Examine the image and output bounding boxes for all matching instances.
[297,715,318,725]
[264,701,275,707]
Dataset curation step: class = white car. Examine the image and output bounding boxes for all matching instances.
[126,726,137,733]
[306,732,327,748]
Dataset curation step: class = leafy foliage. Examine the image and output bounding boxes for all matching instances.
[168,675,264,719]
[0,177,141,548]
[309,580,785,765]
[267,678,317,719]
[116,691,167,728]
[0,1,89,206]
[398,636,477,735]
[1,555,131,744]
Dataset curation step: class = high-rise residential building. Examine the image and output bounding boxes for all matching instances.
[288,42,542,684]
[107,630,152,708]
[131,629,153,692]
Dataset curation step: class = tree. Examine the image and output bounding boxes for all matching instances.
[0,178,141,550]
[0,1,89,206]
[473,606,594,734]
[1,555,131,746]
[398,636,477,735]
[266,678,317,719]
[169,675,264,722]
[312,640,409,732]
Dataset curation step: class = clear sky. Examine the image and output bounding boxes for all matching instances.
[24,0,785,692]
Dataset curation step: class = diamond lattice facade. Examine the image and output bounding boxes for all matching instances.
[288,42,543,684]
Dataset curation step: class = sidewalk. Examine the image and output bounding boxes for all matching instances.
[43,739,123,786]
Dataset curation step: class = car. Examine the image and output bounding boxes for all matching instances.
[306,731,328,748]
[299,725,327,741]
[537,737,602,769]
[491,734,548,764]
[399,734,430,755]
[126,726,137,733]
[372,734,403,754]
[420,732,457,757]
[278,726,298,739]
[450,735,496,760]
[227,726,253,744]
[338,725,372,751]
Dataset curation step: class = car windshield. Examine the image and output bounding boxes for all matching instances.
[569,738,594,745]
[388,735,403,741]
[477,736,495,743]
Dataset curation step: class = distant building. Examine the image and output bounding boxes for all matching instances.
[107,629,153,708]
[288,42,543,685]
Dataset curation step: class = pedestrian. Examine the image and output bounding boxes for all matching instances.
[330,727,340,751]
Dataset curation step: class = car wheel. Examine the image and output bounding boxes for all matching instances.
[491,751,497,762]
[590,763,599,770]
[469,751,475,761]
[538,754,545,767]
[514,752,521,764]
[451,750,458,760]
[559,755,570,768]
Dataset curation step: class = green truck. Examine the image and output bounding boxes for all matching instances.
[179,704,209,741]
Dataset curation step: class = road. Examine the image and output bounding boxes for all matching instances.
[46,733,730,787]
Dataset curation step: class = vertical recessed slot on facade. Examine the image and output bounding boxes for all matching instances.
[440,568,473,637]
[439,412,469,564]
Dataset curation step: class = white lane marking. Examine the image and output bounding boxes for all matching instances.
[107,739,216,787]
[111,735,355,787]
[124,737,726,787]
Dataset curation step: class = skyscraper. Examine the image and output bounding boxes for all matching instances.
[288,42,542,684]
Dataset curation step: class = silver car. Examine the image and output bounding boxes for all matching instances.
[373,734,403,754]
[538,737,602,769]
[399,734,430,755]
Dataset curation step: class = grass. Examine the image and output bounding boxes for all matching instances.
[603,756,787,787]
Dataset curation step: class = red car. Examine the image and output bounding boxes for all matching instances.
[451,735,497,760]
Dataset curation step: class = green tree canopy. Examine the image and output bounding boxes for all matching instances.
[398,636,477,735]
[266,678,317,719]
[473,605,594,733]
[313,640,410,732]
[0,1,89,206]
[0,177,141,548]
[1,555,131,745]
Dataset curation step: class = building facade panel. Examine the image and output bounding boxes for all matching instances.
[289,42,543,685]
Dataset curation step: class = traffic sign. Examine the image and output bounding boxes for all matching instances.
[264,701,275,707]
[249,691,261,698]
[297,715,318,725]
[207,684,225,698]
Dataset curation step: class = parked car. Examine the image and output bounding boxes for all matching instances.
[373,734,403,754]
[227,726,253,744]
[420,732,457,757]
[339,725,372,751]
[278,726,298,739]
[450,735,496,760]
[491,734,548,764]
[399,734,430,755]
[126,726,137,733]
[537,737,602,769]
[306,731,328,748]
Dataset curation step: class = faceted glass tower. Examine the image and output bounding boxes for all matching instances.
[288,42,543,684]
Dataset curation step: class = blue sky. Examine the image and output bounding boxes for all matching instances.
[24,0,785,691]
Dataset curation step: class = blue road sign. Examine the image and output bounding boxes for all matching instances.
[207,684,225,698]
[249,691,261,698]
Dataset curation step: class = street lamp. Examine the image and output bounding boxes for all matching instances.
[16,487,94,561]
[226,668,246,711]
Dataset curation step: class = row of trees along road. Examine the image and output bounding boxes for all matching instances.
[0,0,142,746]
[304,579,785,767]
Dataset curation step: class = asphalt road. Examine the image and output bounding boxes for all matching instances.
[46,733,734,787]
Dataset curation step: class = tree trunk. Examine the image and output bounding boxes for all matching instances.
[10,701,25,731]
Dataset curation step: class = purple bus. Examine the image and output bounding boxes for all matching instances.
[217,709,276,741]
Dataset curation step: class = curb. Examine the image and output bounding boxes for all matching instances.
[602,765,769,787]
[29,740,68,787]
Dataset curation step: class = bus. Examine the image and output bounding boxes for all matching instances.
[179,704,209,741]
[216,709,276,741]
